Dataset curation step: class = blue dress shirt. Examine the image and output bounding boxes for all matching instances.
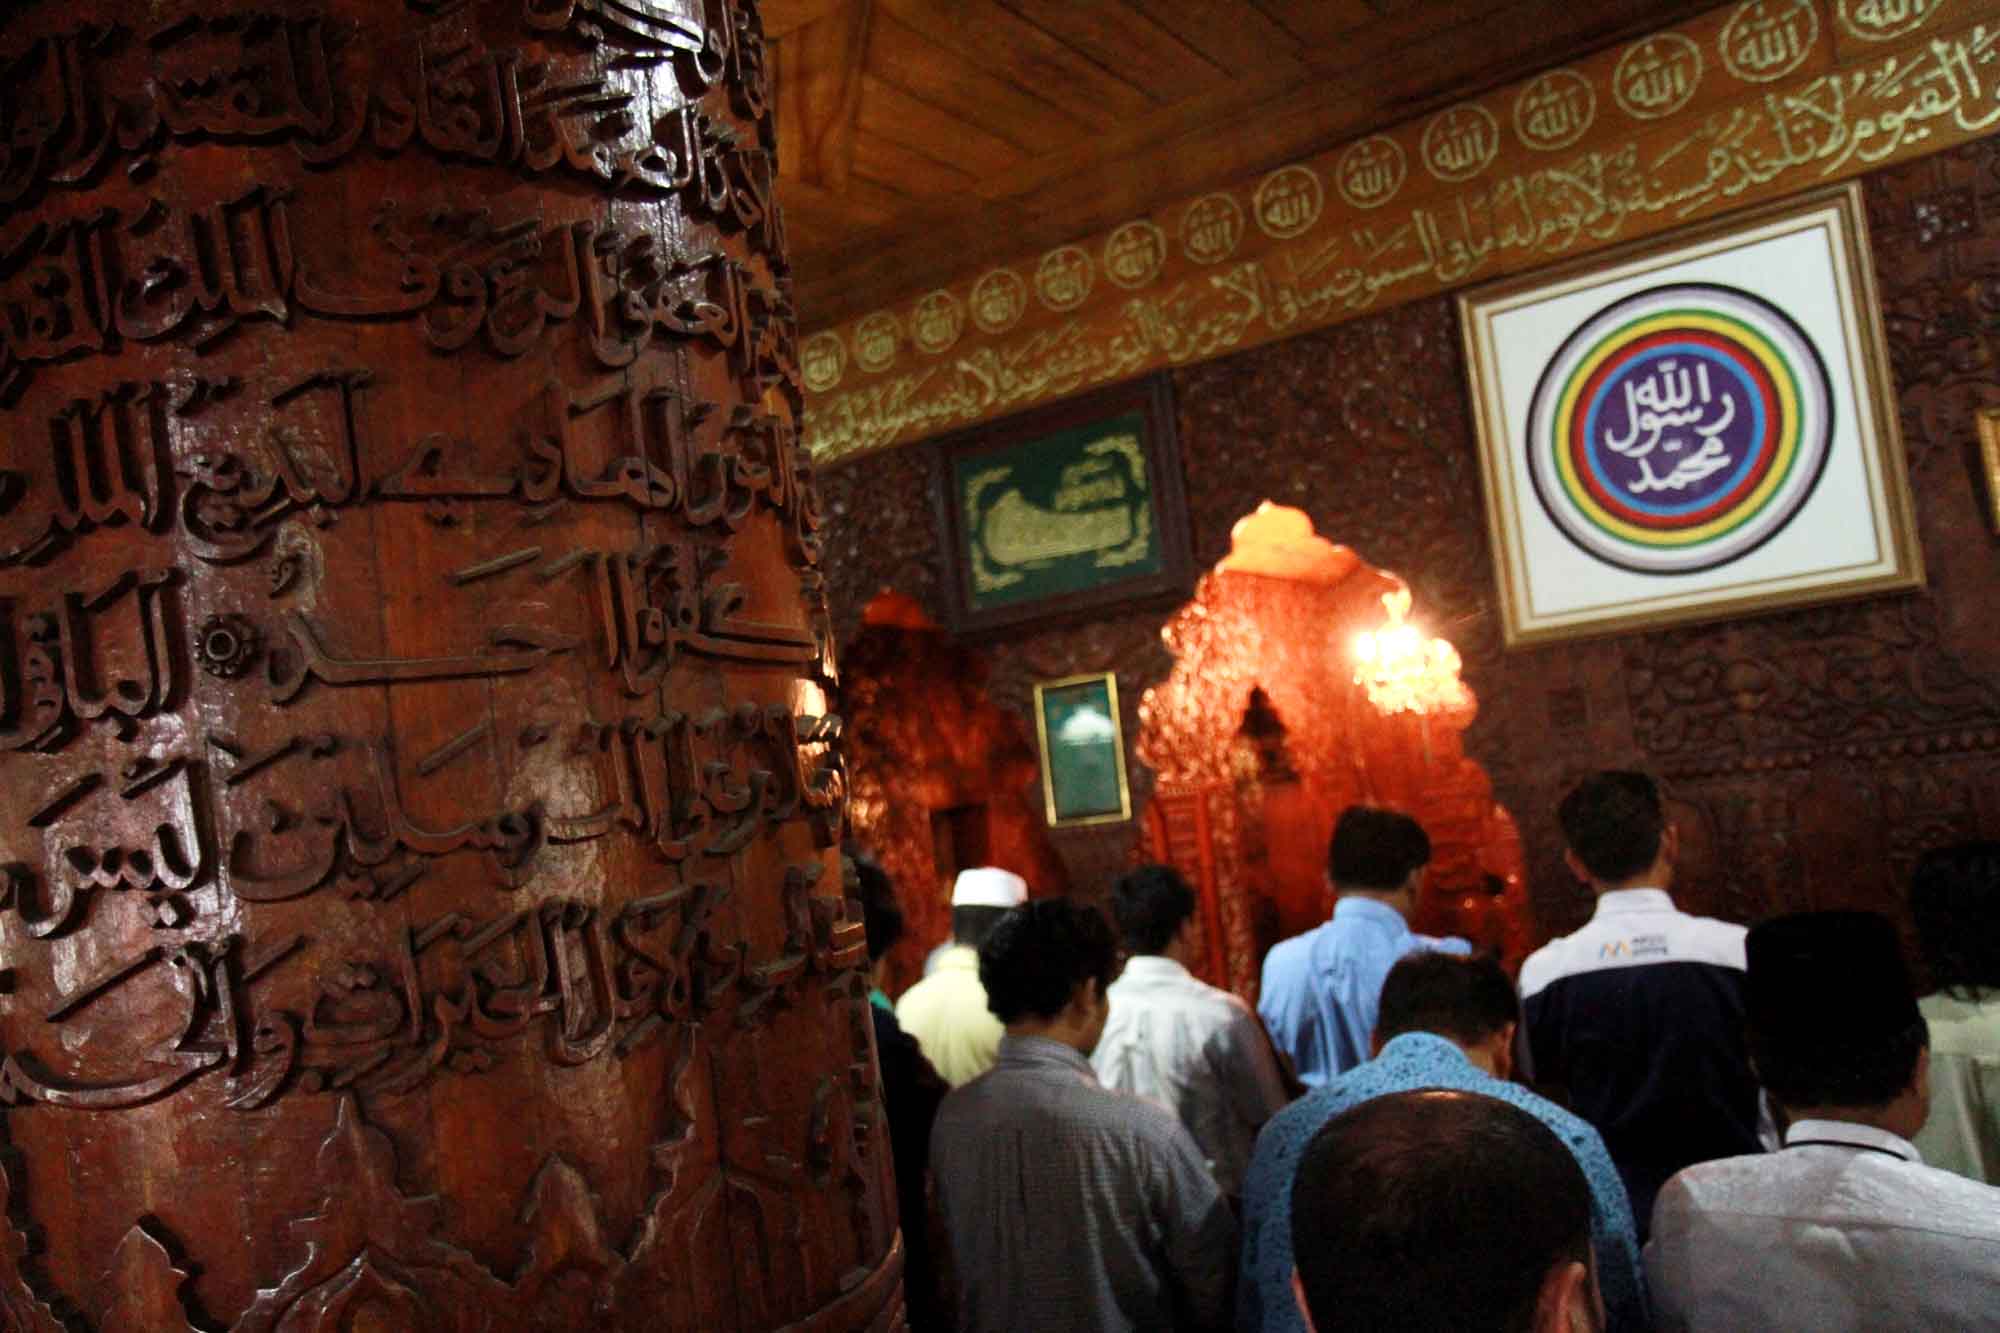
[1256,896,1469,1088]
[1237,1032,1649,1333]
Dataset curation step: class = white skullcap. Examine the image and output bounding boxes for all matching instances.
[951,866,1028,909]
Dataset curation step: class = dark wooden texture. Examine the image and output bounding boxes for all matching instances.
[927,375,1194,635]
[0,2,901,1330]
[820,143,2000,970]
[764,0,1717,328]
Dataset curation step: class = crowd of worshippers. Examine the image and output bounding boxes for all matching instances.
[846,770,2000,1332]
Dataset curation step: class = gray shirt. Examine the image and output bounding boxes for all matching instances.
[931,1034,1237,1332]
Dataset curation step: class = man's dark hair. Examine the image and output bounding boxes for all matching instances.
[1375,953,1518,1048]
[1557,771,1665,885]
[846,852,903,963]
[1911,841,2000,1001]
[1750,1017,1927,1111]
[1292,1090,1592,1333]
[979,899,1119,1025]
[952,905,1010,950]
[1109,864,1197,955]
[1328,806,1431,891]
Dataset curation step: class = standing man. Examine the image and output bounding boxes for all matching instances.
[1518,771,1764,1237]
[1647,911,2000,1330]
[1258,806,1470,1088]
[895,866,1024,1086]
[1289,1091,1605,1333]
[930,899,1236,1332]
[1239,953,1646,1333]
[1091,864,1290,1199]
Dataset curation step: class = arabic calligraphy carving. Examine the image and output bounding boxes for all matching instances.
[1035,245,1096,312]
[805,12,2000,463]
[0,0,887,1326]
[1515,69,1599,150]
[1721,0,1820,83]
[1180,193,1246,266]
[1422,103,1501,184]
[1337,136,1408,210]
[912,289,963,355]
[1253,165,1325,239]
[1837,0,1943,42]
[852,311,899,372]
[971,267,1029,333]
[1615,34,1705,121]
[801,329,846,391]
[1103,221,1168,290]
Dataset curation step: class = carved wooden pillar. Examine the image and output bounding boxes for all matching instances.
[0,2,900,1329]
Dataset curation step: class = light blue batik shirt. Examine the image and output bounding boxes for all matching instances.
[1256,896,1469,1088]
[1237,1032,1649,1333]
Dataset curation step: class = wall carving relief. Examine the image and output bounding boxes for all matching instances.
[821,140,2000,980]
[0,1,898,1329]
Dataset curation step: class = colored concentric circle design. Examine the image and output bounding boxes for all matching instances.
[1524,282,1834,575]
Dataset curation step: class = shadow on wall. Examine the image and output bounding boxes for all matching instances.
[1137,504,1535,1000]
[840,591,1071,997]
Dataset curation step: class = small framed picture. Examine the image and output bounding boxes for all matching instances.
[1032,672,1132,828]
[1459,184,1923,647]
[931,375,1194,634]
[1978,408,2000,535]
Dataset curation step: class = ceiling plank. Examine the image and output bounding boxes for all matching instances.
[865,9,1092,152]
[995,0,1231,103]
[775,1,873,190]
[1244,0,1380,48]
[848,134,982,200]
[872,0,1155,131]
[760,0,852,37]
[1118,0,1310,79]
[858,77,1028,181]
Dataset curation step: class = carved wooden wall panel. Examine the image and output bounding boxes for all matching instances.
[820,139,2000,972]
[0,2,901,1329]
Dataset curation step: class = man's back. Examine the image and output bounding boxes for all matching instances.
[1519,887,1762,1229]
[1237,1032,1646,1333]
[1648,1126,2000,1331]
[895,945,1002,1086]
[1091,956,1289,1197]
[931,1035,1236,1333]
[1258,897,1469,1087]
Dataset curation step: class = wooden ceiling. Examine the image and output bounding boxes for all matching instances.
[765,0,1721,331]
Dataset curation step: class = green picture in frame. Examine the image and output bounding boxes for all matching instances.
[1033,673,1133,828]
[955,412,1162,610]
[932,376,1193,634]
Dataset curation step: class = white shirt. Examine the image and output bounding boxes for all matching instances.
[1914,989,2000,1183]
[1647,1118,2000,1332]
[1090,955,1289,1196]
[895,946,1003,1087]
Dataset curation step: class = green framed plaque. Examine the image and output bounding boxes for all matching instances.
[932,376,1193,633]
[1033,672,1133,828]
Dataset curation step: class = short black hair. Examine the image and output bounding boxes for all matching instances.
[1110,864,1196,955]
[952,904,1010,950]
[1750,1015,1927,1111]
[1328,807,1431,891]
[979,899,1119,1025]
[847,852,903,963]
[1911,841,2000,1000]
[1557,771,1664,884]
[1375,953,1518,1047]
[1292,1090,1591,1333]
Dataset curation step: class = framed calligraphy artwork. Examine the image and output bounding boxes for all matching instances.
[930,375,1194,633]
[1460,184,1922,647]
[1977,408,2000,536]
[1033,673,1133,828]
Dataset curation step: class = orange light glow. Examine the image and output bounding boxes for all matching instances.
[1351,588,1471,716]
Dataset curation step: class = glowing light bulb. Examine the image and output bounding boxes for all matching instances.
[1349,588,1471,716]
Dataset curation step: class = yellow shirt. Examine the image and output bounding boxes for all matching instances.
[895,946,1003,1087]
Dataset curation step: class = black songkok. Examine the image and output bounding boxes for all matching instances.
[1746,910,1920,1048]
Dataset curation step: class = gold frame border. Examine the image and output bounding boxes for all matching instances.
[1457,182,1925,650]
[1032,671,1133,829]
[1977,408,2000,535]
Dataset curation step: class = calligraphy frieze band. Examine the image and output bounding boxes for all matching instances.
[803,0,2000,462]
[0,2,898,1330]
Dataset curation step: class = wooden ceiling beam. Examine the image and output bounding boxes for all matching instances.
[873,0,1155,130]
[995,0,1231,102]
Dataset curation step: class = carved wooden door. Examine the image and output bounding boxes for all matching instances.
[0,2,902,1328]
